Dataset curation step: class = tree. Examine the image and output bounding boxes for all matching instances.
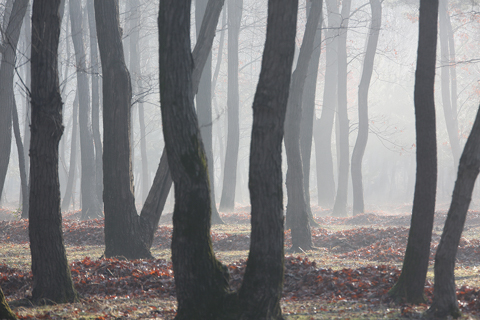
[219,0,243,212]
[29,0,78,304]
[70,0,103,220]
[351,0,382,215]
[389,0,439,304]
[284,0,322,251]
[159,0,297,317]
[0,0,28,204]
[332,0,352,217]
[427,104,480,319]
[0,285,16,320]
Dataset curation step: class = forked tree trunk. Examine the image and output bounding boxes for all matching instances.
[285,0,322,251]
[29,0,78,304]
[389,0,438,304]
[351,0,381,215]
[427,104,480,318]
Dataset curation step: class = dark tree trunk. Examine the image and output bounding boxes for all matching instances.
[351,0,381,215]
[237,0,297,318]
[285,0,322,251]
[313,0,339,208]
[70,0,102,220]
[87,0,103,206]
[195,0,223,224]
[332,0,352,217]
[94,0,152,259]
[389,0,438,304]
[0,0,28,203]
[159,1,229,318]
[61,93,79,212]
[0,285,16,320]
[29,0,78,304]
[427,105,480,318]
[12,96,29,217]
[219,0,243,212]
[300,1,322,224]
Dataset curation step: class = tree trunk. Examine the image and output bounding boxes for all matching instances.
[351,0,381,215]
[0,0,28,203]
[332,0,352,217]
[159,1,229,318]
[29,0,78,304]
[237,1,297,317]
[12,96,29,217]
[285,0,322,251]
[70,0,102,220]
[87,0,103,206]
[427,105,480,318]
[313,0,339,208]
[0,285,16,320]
[389,0,438,304]
[196,0,223,224]
[219,0,243,212]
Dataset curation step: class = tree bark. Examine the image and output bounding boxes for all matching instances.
[0,285,16,320]
[70,0,102,220]
[351,0,381,215]
[159,1,229,318]
[389,0,438,304]
[0,0,28,204]
[237,0,297,317]
[332,0,352,217]
[29,0,78,304]
[285,0,322,251]
[313,0,339,208]
[196,0,223,224]
[427,105,480,318]
[219,0,243,212]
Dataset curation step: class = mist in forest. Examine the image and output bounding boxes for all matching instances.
[1,0,480,217]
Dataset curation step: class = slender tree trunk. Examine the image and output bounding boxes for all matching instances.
[351,0,381,215]
[70,0,102,220]
[0,0,28,203]
[219,0,243,212]
[314,0,339,208]
[0,285,16,320]
[196,0,223,224]
[29,0,78,304]
[87,0,103,206]
[12,96,29,217]
[285,0,322,251]
[332,0,352,217]
[427,105,480,318]
[389,0,439,304]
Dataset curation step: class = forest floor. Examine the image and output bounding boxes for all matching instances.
[1,205,480,319]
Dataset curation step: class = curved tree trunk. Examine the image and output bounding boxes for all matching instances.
[70,0,102,220]
[29,0,78,304]
[0,0,28,204]
[314,0,339,208]
[332,0,352,217]
[427,105,480,318]
[389,0,438,304]
[285,0,322,251]
[351,0,381,215]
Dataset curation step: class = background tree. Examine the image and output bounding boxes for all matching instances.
[29,0,78,303]
[389,0,439,304]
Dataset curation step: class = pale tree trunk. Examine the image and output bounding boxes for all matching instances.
[389,0,438,304]
[70,0,102,220]
[29,0,78,304]
[196,0,223,224]
[285,0,322,252]
[314,0,339,208]
[12,96,28,217]
[0,0,28,204]
[332,0,352,217]
[427,105,480,318]
[219,0,243,212]
[351,0,381,215]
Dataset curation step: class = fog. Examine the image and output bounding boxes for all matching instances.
[2,0,480,216]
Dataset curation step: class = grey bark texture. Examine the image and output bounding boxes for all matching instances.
[29,0,78,304]
[389,0,439,304]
